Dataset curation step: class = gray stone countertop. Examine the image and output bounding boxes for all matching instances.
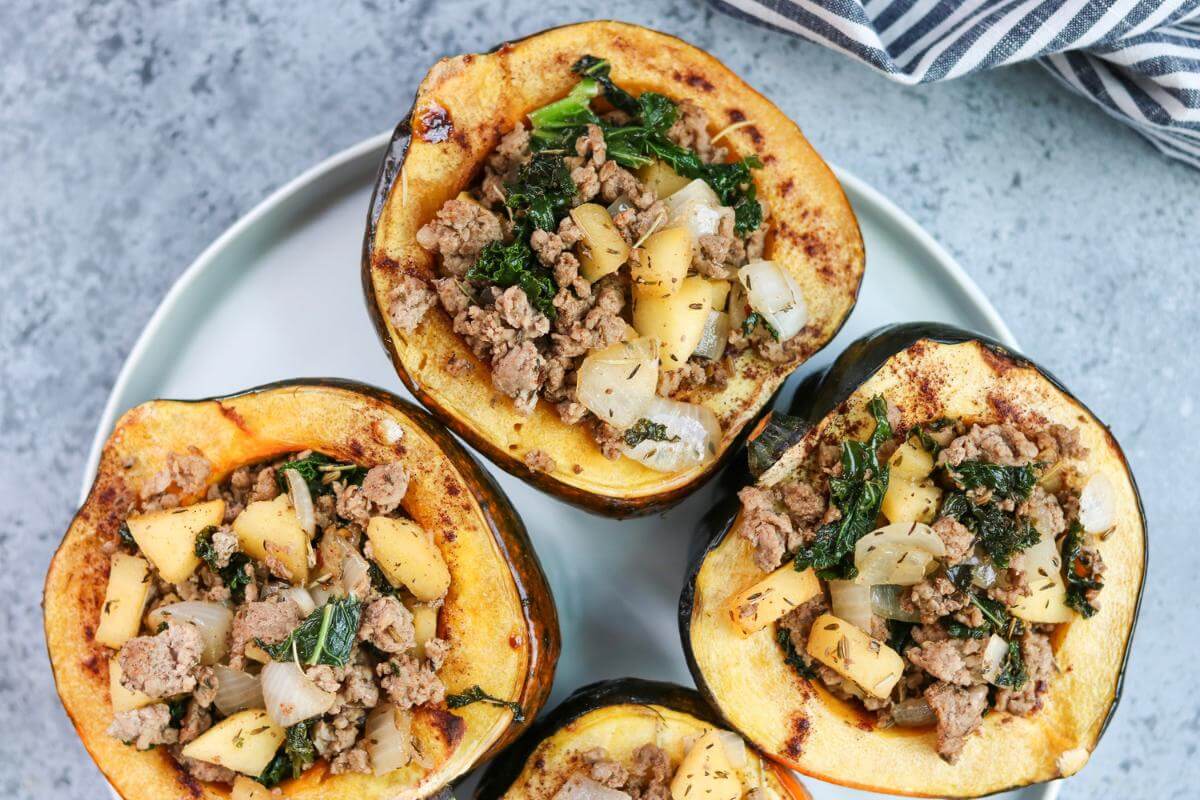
[1,1,1196,797]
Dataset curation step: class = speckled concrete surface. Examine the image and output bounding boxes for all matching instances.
[1,1,1196,797]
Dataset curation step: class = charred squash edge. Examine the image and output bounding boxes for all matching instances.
[44,377,561,800]
[678,322,1147,797]
[361,20,865,518]
[473,678,811,800]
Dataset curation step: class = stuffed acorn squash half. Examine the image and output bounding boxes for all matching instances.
[680,324,1145,797]
[474,678,811,800]
[363,20,865,516]
[44,380,559,800]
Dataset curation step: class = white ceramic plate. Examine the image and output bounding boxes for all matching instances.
[82,132,1056,800]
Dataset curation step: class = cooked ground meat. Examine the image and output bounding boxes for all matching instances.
[107,704,178,750]
[939,423,1039,468]
[906,640,975,686]
[208,527,239,569]
[173,749,239,784]
[388,274,438,332]
[360,462,409,515]
[228,597,302,669]
[178,699,212,745]
[903,576,968,624]
[524,449,557,473]
[737,485,793,572]
[141,450,213,509]
[358,597,416,654]
[378,654,445,709]
[931,515,975,564]
[313,706,368,758]
[993,630,1055,715]
[415,198,504,276]
[576,744,672,800]
[330,745,371,775]
[1018,486,1066,538]
[925,682,988,763]
[1029,423,1089,464]
[118,622,203,698]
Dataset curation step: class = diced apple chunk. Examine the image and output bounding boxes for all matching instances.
[669,729,741,800]
[409,602,439,658]
[366,517,450,602]
[881,477,941,524]
[126,500,224,584]
[232,495,310,584]
[728,564,822,635]
[109,658,154,713]
[806,613,904,699]
[888,440,935,481]
[181,709,285,776]
[633,275,712,370]
[94,552,152,648]
[1010,535,1074,623]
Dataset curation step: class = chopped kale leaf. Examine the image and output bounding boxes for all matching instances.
[622,418,680,448]
[940,491,1039,568]
[260,596,362,667]
[994,637,1028,689]
[257,750,290,788]
[948,460,1040,501]
[466,233,558,319]
[505,152,576,231]
[446,685,525,722]
[742,311,779,340]
[195,527,254,603]
[776,627,817,679]
[747,412,808,478]
[118,522,136,548]
[276,452,366,496]
[887,619,916,655]
[1062,521,1102,618]
[284,721,317,779]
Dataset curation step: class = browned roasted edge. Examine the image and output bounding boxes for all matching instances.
[359,19,864,519]
[676,323,1147,799]
[43,377,561,799]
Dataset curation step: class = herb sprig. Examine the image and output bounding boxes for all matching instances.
[446,685,526,722]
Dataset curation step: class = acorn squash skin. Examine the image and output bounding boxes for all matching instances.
[362,20,865,518]
[474,678,811,800]
[43,379,560,800]
[679,324,1146,798]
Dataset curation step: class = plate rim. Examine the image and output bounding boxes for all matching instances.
[78,130,1054,800]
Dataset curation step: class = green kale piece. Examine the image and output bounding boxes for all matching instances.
[948,460,1040,501]
[1062,521,1102,618]
[622,418,680,448]
[276,452,366,496]
[466,233,558,319]
[505,153,576,231]
[446,685,525,722]
[259,596,362,667]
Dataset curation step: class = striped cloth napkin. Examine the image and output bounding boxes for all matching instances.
[710,0,1200,167]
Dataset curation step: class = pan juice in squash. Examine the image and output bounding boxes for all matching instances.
[44,380,560,800]
[364,20,865,516]
[680,324,1145,798]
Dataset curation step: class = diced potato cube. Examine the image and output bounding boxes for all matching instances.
[94,552,152,649]
[806,613,904,699]
[181,709,286,776]
[728,564,822,635]
[366,517,450,602]
[631,227,692,299]
[706,279,732,311]
[633,276,712,371]
[243,643,271,664]
[126,500,224,584]
[572,204,631,282]
[232,495,310,584]
[109,658,154,713]
[669,729,741,800]
[1010,536,1074,623]
[409,603,440,659]
[231,776,274,800]
[637,160,691,198]
[889,440,935,481]
[881,477,941,524]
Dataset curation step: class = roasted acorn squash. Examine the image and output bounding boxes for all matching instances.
[363,20,865,516]
[44,379,560,800]
[679,324,1145,797]
[474,678,811,800]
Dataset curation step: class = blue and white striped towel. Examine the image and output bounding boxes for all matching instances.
[710,0,1200,167]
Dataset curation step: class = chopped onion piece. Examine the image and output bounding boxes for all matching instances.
[980,635,1010,684]
[341,550,372,598]
[870,584,920,622]
[283,468,316,537]
[577,337,660,429]
[692,311,730,361]
[213,666,264,716]
[714,729,748,768]
[727,281,749,332]
[282,587,316,616]
[554,775,633,800]
[854,522,945,585]
[891,698,935,727]
[737,260,808,341]
[971,561,997,589]
[664,179,733,245]
[364,703,413,775]
[147,601,232,665]
[607,195,634,218]
[309,584,334,606]
[261,661,335,727]
[829,580,874,632]
[1079,473,1116,534]
[620,397,721,473]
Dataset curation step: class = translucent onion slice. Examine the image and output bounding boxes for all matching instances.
[577,337,660,430]
[283,468,316,537]
[309,584,335,607]
[282,586,316,616]
[606,195,634,218]
[364,702,414,775]
[727,281,749,332]
[664,179,732,245]
[829,580,874,632]
[737,260,808,341]
[213,666,264,716]
[854,522,945,586]
[261,661,335,728]
[341,550,372,598]
[146,602,232,665]
[1079,473,1116,534]
[980,634,1010,684]
[692,311,730,361]
[620,397,721,473]
[714,729,748,769]
[891,698,935,727]
[870,584,920,622]
[554,775,633,800]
